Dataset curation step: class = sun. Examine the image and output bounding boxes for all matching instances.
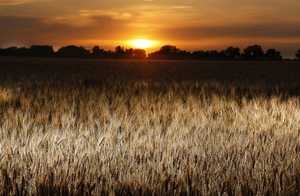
[129,39,155,49]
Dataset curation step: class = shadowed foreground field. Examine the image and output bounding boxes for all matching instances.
[1,58,300,195]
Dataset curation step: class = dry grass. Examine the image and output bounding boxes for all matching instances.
[1,80,300,195]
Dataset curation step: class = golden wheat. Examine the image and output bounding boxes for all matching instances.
[0,81,300,195]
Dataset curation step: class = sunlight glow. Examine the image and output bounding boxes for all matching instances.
[129,39,155,49]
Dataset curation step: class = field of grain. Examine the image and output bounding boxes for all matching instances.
[1,58,300,195]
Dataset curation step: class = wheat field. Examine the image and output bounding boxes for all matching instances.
[0,79,300,195]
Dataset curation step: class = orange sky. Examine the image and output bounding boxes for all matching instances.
[0,0,300,56]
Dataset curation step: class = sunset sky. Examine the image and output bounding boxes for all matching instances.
[0,0,300,56]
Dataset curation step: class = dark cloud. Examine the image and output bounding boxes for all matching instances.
[0,0,32,6]
[160,22,300,40]
[3,15,300,45]
[0,15,131,46]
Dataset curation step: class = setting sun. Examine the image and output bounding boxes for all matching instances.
[129,39,155,49]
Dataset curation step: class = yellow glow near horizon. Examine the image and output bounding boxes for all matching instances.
[129,39,156,49]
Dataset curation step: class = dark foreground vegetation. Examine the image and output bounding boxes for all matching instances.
[1,58,300,195]
[1,44,300,60]
[1,57,300,84]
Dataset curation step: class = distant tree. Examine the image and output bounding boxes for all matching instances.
[17,47,31,56]
[114,46,126,58]
[1,47,18,56]
[29,45,54,57]
[265,49,282,60]
[296,50,300,60]
[243,45,264,60]
[0,44,287,61]
[115,46,124,53]
[0,47,30,56]
[92,46,107,58]
[177,50,191,59]
[223,47,241,60]
[160,45,179,54]
[193,49,238,60]
[191,50,209,59]
[125,48,134,58]
[148,45,190,59]
[56,45,90,58]
[132,49,146,59]
[207,50,222,60]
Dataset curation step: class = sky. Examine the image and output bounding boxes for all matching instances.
[0,0,300,57]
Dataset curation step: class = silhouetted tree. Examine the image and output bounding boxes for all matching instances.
[265,49,282,60]
[0,44,287,60]
[0,47,30,56]
[191,50,209,59]
[223,47,241,60]
[115,46,124,53]
[296,50,300,60]
[56,45,90,58]
[114,46,127,58]
[207,50,222,60]
[92,46,107,58]
[125,48,134,58]
[132,49,146,59]
[149,45,191,59]
[160,45,179,54]
[148,45,173,59]
[243,45,264,60]
[0,46,53,57]
[110,46,147,59]
[192,48,240,60]
[29,45,54,57]
[178,50,191,59]
[0,47,18,56]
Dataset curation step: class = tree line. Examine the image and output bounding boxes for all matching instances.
[149,45,285,60]
[0,44,300,60]
[0,45,147,59]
